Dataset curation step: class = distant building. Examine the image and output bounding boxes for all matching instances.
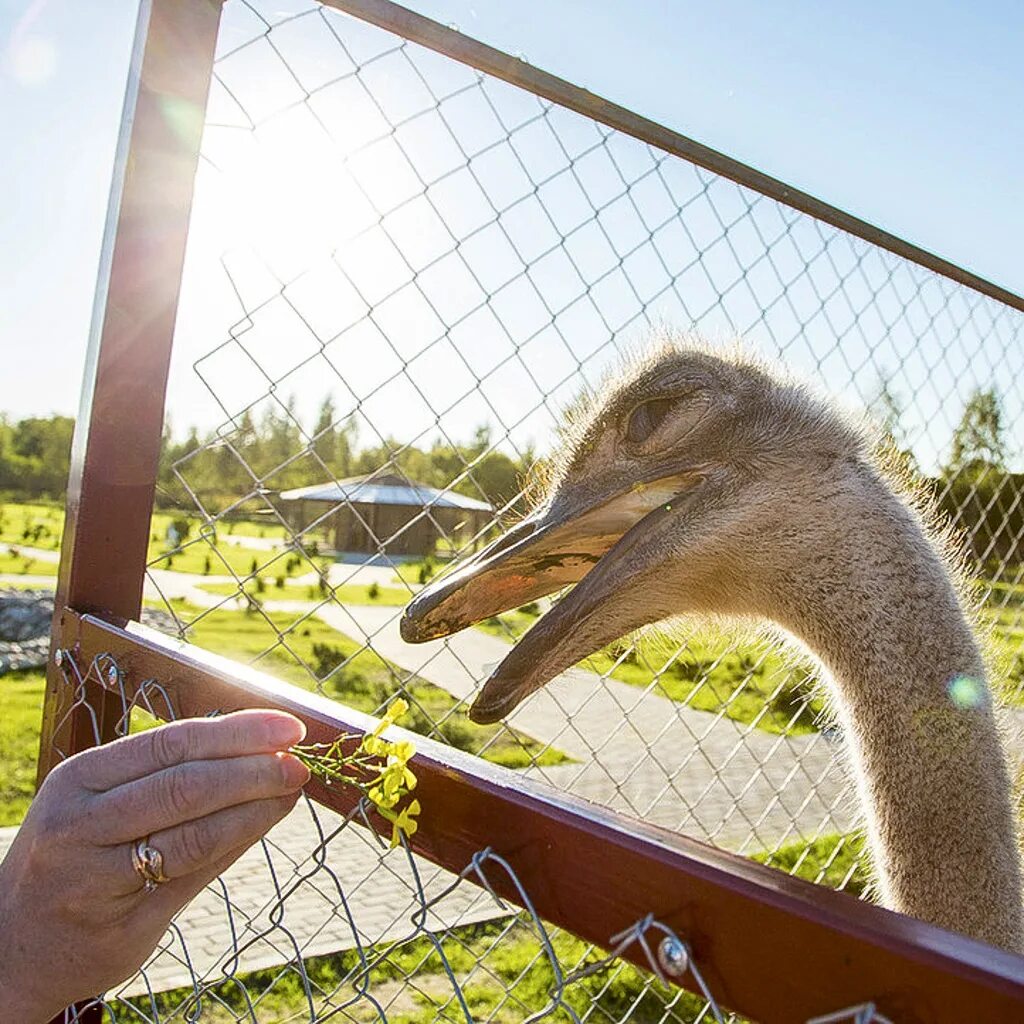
[278,472,493,558]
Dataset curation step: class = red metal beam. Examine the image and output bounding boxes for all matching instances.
[58,610,1024,1024]
[38,0,224,788]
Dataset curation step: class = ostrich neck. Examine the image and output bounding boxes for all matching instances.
[775,474,1023,950]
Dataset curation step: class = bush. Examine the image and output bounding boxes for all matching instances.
[368,582,380,600]
[169,516,191,544]
[255,577,266,594]
[312,642,346,678]
[203,555,211,575]
[768,679,815,728]
[275,575,285,589]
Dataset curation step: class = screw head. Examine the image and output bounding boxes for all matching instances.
[656,936,689,978]
[53,648,63,667]
[106,663,119,687]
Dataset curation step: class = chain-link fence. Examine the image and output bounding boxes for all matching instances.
[36,0,1024,1019]
[48,646,739,1024]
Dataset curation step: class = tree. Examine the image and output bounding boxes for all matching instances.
[311,396,357,478]
[947,387,1006,475]
[868,372,919,478]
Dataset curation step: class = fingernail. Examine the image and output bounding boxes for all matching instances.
[278,753,310,788]
[266,715,305,748]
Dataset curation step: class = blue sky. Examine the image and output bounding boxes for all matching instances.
[1,0,1022,471]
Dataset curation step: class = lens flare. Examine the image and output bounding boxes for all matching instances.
[948,674,985,710]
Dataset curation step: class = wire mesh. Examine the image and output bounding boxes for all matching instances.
[44,646,743,1023]
[66,0,1024,1017]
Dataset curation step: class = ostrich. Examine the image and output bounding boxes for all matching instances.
[401,341,1023,951]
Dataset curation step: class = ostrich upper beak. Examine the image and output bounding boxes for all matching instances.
[401,471,701,723]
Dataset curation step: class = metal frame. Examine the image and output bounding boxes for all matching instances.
[38,0,1024,1021]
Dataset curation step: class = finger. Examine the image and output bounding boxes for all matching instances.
[73,710,307,791]
[92,751,310,844]
[113,792,300,895]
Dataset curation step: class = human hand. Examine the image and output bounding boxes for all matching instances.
[0,709,310,1023]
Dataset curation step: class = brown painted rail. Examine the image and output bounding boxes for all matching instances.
[57,609,1024,1024]
[322,0,1024,315]
[38,0,223,786]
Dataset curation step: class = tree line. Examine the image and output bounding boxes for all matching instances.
[2,386,1020,564]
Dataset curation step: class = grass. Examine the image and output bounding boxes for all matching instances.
[0,669,45,825]
[391,557,452,586]
[183,607,567,771]
[477,609,825,737]
[0,547,58,576]
[0,499,309,579]
[104,831,869,1024]
[0,501,63,550]
[198,580,412,606]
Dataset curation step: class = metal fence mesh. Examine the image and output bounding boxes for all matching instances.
[87,0,1024,1017]
[50,647,754,1024]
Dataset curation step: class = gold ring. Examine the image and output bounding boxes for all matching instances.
[131,837,169,893]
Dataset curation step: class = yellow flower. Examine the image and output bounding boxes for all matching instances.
[388,799,421,847]
[370,698,409,739]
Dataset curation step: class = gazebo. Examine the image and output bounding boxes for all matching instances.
[278,472,494,557]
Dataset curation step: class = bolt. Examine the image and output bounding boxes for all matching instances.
[106,663,119,687]
[53,648,63,667]
[656,936,689,978]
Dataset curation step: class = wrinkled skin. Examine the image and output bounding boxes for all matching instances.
[0,710,310,1022]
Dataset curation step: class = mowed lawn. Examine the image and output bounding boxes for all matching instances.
[198,579,411,606]
[0,669,45,825]
[0,500,311,579]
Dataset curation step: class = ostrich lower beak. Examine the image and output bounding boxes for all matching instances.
[401,474,698,723]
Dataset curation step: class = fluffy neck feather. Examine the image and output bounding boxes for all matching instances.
[772,465,1022,950]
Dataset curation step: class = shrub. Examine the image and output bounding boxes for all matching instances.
[203,555,211,575]
[439,716,477,753]
[768,680,815,729]
[368,582,380,600]
[255,577,266,594]
[169,516,191,543]
[312,642,346,678]
[275,575,285,589]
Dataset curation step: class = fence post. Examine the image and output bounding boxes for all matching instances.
[30,0,222,1018]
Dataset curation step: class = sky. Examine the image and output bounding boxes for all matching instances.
[1,0,1022,472]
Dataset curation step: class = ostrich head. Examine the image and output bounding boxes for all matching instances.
[402,341,869,724]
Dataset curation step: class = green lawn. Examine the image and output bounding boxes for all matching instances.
[182,607,567,771]
[0,499,313,579]
[147,535,291,577]
[0,502,64,551]
[0,669,45,825]
[198,579,412,606]
[391,558,451,586]
[0,548,58,576]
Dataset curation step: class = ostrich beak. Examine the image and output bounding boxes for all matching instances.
[401,472,701,723]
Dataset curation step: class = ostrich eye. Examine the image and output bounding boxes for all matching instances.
[625,398,673,444]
